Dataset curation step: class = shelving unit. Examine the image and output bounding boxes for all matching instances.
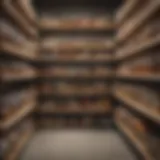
[0,0,160,160]
[35,2,116,128]
[0,0,38,159]
[115,0,160,159]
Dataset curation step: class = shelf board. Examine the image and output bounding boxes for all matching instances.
[1,72,37,83]
[5,129,33,160]
[38,76,112,81]
[115,118,154,160]
[37,77,111,83]
[114,89,160,125]
[116,74,160,83]
[40,92,109,97]
[116,36,160,61]
[116,0,139,24]
[37,108,111,116]
[40,29,115,37]
[0,41,37,60]
[42,47,115,53]
[0,101,36,131]
[42,40,115,52]
[14,0,38,26]
[39,94,110,100]
[117,1,159,42]
[35,60,113,66]
[2,0,37,39]
[40,26,115,33]
[41,47,114,53]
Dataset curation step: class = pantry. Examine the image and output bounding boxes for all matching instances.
[0,0,160,160]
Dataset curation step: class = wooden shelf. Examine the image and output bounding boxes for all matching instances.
[37,108,111,115]
[5,129,33,160]
[116,0,139,24]
[38,77,111,83]
[40,94,109,100]
[1,72,37,82]
[2,0,37,39]
[0,41,37,60]
[114,89,160,125]
[42,39,115,52]
[40,93,109,98]
[14,0,37,26]
[0,101,36,131]
[116,74,160,83]
[36,60,113,65]
[40,91,109,97]
[115,118,154,160]
[116,36,160,61]
[39,76,112,80]
[42,47,115,53]
[117,1,159,42]
[40,28,115,37]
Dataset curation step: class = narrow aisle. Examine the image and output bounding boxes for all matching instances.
[20,129,137,160]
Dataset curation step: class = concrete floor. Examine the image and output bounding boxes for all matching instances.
[20,129,137,160]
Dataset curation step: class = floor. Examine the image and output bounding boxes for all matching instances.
[20,129,137,160]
